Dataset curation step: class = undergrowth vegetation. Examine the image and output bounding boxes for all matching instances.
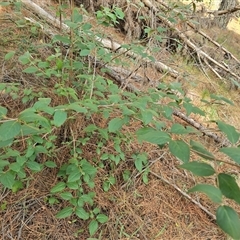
[1,1,240,239]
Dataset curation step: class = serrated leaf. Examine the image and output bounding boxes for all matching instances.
[218,173,240,204]
[5,51,15,61]
[50,182,66,193]
[108,118,124,133]
[220,147,240,164]
[217,121,239,144]
[0,121,21,141]
[136,127,171,145]
[141,110,153,125]
[89,220,98,236]
[68,169,81,183]
[96,214,108,223]
[56,207,73,219]
[60,192,73,200]
[0,171,15,189]
[188,184,222,203]
[169,140,190,163]
[216,205,240,239]
[190,140,214,160]
[180,162,215,176]
[26,161,42,172]
[53,110,67,127]
[75,207,90,220]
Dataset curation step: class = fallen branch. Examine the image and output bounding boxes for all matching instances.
[150,170,216,220]
[144,0,240,82]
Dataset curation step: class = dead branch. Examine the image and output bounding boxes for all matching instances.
[143,0,240,82]
[207,5,240,16]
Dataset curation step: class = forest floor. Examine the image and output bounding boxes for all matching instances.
[1,1,240,240]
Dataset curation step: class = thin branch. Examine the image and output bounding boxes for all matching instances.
[150,170,216,220]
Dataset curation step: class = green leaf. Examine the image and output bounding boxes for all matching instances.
[81,160,97,176]
[169,140,190,163]
[53,110,67,127]
[210,94,233,105]
[0,171,15,189]
[217,121,239,144]
[141,110,153,125]
[45,161,57,168]
[218,173,240,204]
[136,127,171,145]
[56,207,73,219]
[216,205,240,239]
[96,214,108,223]
[180,162,215,176]
[108,118,124,133]
[60,192,73,200]
[220,147,240,164]
[190,140,214,160]
[89,220,98,236]
[26,161,42,172]
[0,106,7,119]
[75,207,90,220]
[9,162,22,172]
[12,180,24,193]
[50,182,66,193]
[134,153,148,172]
[80,49,90,57]
[188,184,222,204]
[23,66,39,74]
[5,51,15,61]
[0,121,21,141]
[68,169,81,182]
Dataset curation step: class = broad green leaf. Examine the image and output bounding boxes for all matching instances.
[180,162,215,176]
[5,51,15,61]
[190,140,214,160]
[68,169,81,182]
[72,9,83,23]
[218,173,240,204]
[188,184,222,203]
[220,147,240,164]
[56,207,73,219]
[217,121,239,144]
[26,161,42,172]
[96,214,108,223]
[9,162,22,172]
[216,205,240,239]
[19,124,43,136]
[0,121,21,141]
[75,207,90,220]
[108,118,124,133]
[169,140,190,163]
[136,127,171,145]
[67,182,79,190]
[0,106,7,119]
[81,160,97,176]
[0,160,10,169]
[0,138,13,148]
[67,103,87,113]
[45,161,57,168]
[133,153,148,172]
[89,220,98,236]
[33,98,51,110]
[53,110,67,127]
[50,182,66,193]
[12,180,23,193]
[170,123,189,134]
[80,49,90,57]
[23,66,39,73]
[0,171,15,189]
[60,192,73,200]
[141,110,153,125]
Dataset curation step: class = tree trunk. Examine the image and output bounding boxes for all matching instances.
[215,0,237,28]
